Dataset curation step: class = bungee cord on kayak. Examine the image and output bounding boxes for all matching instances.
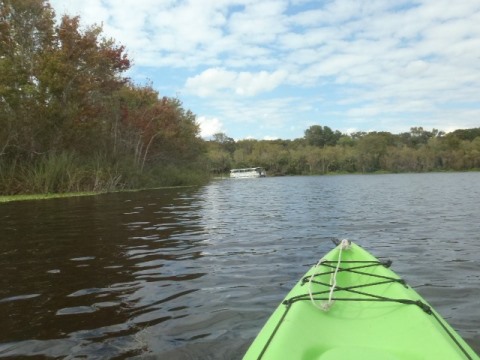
[293,248,430,312]
[308,238,351,311]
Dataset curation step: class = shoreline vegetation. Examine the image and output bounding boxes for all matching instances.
[0,191,97,203]
[206,128,480,177]
[2,169,479,204]
[0,185,200,204]
[2,1,480,200]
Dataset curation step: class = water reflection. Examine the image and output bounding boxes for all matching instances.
[0,188,211,358]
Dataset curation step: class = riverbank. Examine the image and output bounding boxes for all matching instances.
[0,192,98,204]
[4,169,479,204]
[0,184,206,204]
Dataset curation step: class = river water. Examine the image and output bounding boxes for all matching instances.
[1,173,479,359]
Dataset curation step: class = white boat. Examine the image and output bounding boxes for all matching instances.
[230,167,266,178]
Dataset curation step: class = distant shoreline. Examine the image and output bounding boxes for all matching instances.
[4,170,480,204]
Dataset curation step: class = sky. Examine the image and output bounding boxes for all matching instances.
[49,0,480,140]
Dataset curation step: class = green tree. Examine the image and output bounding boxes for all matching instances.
[0,0,55,158]
[467,137,480,168]
[38,15,130,154]
[304,125,341,147]
[212,132,235,154]
[206,146,231,174]
[450,128,480,141]
[399,127,444,148]
[117,85,201,171]
[356,132,394,172]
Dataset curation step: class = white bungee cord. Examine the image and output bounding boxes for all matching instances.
[308,239,351,311]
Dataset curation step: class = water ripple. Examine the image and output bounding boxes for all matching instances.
[0,173,479,358]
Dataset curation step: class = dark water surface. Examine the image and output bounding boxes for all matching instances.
[1,173,479,359]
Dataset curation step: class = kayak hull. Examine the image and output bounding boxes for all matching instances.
[243,242,479,360]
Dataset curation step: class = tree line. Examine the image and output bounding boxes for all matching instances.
[1,1,479,196]
[206,126,480,176]
[0,0,206,194]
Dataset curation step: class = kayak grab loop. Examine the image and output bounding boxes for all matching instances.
[308,239,351,311]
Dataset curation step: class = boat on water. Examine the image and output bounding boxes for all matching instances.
[243,240,479,360]
[230,167,266,178]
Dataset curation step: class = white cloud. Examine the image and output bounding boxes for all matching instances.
[227,1,289,44]
[197,116,225,138]
[185,68,288,97]
[347,106,381,118]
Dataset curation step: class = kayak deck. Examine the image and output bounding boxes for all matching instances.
[243,242,479,360]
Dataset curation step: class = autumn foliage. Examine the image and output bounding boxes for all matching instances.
[0,0,206,194]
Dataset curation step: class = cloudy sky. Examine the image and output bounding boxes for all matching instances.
[49,0,480,140]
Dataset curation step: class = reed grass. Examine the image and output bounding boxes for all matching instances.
[0,151,210,198]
